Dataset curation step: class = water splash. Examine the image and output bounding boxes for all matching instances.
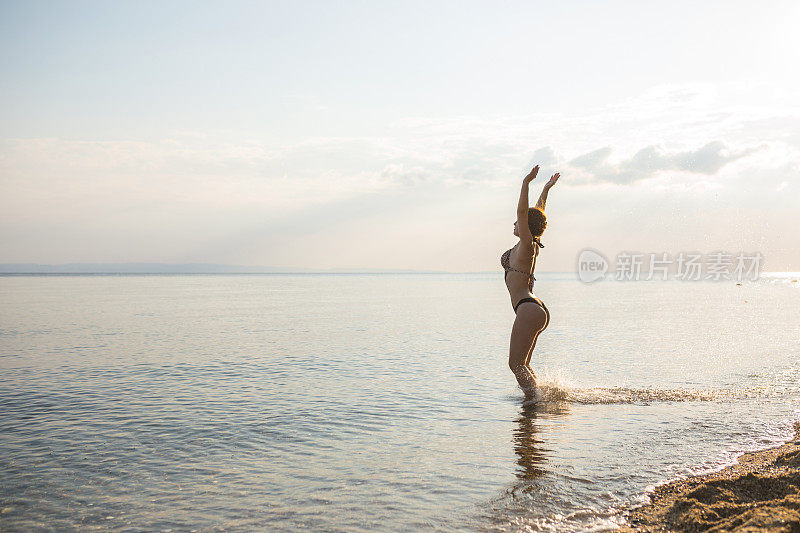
[525,375,774,405]
[566,386,770,404]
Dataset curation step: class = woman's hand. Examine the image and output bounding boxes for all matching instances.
[536,172,559,210]
[523,165,539,184]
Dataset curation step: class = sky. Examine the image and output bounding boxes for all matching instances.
[1,0,799,272]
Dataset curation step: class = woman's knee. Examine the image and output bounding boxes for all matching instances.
[509,358,526,371]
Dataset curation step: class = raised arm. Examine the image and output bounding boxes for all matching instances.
[516,165,539,244]
[535,172,560,211]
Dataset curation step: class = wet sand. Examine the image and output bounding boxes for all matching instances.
[623,426,800,532]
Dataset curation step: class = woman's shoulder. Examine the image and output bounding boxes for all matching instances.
[513,240,535,258]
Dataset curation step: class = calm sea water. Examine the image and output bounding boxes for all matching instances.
[1,273,798,531]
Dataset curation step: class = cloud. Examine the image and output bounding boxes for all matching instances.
[2,81,799,267]
[566,141,759,184]
[527,146,559,168]
[569,147,613,169]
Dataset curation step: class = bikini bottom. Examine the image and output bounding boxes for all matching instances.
[513,296,548,316]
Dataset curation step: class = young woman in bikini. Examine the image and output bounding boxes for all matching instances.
[501,165,560,399]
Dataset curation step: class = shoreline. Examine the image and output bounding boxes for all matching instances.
[622,424,800,531]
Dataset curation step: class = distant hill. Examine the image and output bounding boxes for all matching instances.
[0,263,453,274]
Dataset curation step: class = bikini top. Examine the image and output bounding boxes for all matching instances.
[501,238,543,291]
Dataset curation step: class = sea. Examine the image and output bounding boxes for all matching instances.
[1,272,798,531]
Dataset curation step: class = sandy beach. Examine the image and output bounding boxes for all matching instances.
[623,425,800,532]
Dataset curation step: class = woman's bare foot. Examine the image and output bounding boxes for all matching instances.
[512,366,537,397]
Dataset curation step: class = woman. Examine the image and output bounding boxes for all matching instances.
[501,165,560,399]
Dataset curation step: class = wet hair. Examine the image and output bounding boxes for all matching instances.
[527,207,547,237]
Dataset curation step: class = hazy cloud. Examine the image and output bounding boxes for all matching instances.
[569,147,613,169]
[567,141,758,184]
[2,81,799,268]
[527,146,559,167]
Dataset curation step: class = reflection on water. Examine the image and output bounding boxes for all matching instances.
[512,404,560,482]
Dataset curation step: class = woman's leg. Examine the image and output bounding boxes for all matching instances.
[524,299,550,368]
[509,303,548,396]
